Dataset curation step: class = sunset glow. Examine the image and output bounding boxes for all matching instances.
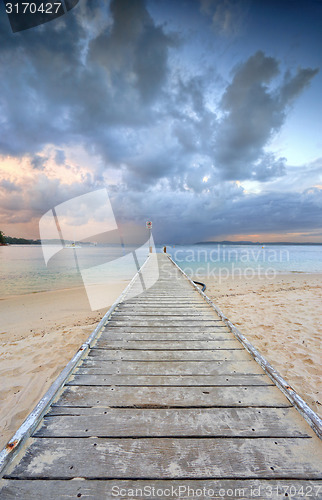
[0,0,321,243]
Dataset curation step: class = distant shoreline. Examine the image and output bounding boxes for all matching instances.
[2,240,322,246]
[195,241,322,245]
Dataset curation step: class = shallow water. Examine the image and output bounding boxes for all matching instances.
[0,244,142,297]
[1,244,321,297]
[168,244,322,280]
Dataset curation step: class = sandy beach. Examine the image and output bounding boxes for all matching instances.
[0,282,128,450]
[0,270,321,451]
[203,272,322,418]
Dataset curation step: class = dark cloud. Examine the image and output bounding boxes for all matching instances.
[30,155,48,170]
[214,51,318,181]
[0,0,174,175]
[280,67,319,104]
[0,1,320,242]
[110,181,322,243]
[200,0,250,37]
[0,1,85,156]
[251,153,286,182]
[55,149,66,165]
[110,0,173,101]
[0,5,317,187]
[0,179,22,192]
[0,174,95,224]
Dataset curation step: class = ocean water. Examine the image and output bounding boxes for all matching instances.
[168,244,322,280]
[0,244,144,297]
[0,244,322,297]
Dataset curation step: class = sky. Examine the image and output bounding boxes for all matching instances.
[0,0,322,244]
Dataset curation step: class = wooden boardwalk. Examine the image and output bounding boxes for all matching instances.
[0,253,321,499]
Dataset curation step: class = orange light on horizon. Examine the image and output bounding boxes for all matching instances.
[206,231,322,243]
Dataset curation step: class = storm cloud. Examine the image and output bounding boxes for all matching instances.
[215,51,318,181]
[0,0,321,242]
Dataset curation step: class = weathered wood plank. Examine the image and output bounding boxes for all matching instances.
[1,479,322,500]
[112,311,217,317]
[118,304,212,309]
[103,325,229,333]
[67,373,272,386]
[124,294,205,297]
[124,292,203,296]
[6,437,322,479]
[97,332,233,341]
[118,297,203,301]
[34,407,311,438]
[93,340,243,350]
[108,319,220,326]
[53,385,290,407]
[123,301,208,305]
[77,360,266,375]
[88,349,252,361]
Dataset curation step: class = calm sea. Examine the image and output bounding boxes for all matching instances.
[1,244,322,297]
[168,244,322,280]
[0,245,137,297]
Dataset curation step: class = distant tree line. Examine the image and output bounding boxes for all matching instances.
[0,231,41,245]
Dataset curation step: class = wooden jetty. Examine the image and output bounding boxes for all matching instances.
[0,253,321,499]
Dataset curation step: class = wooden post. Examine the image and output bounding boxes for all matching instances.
[146,221,152,253]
